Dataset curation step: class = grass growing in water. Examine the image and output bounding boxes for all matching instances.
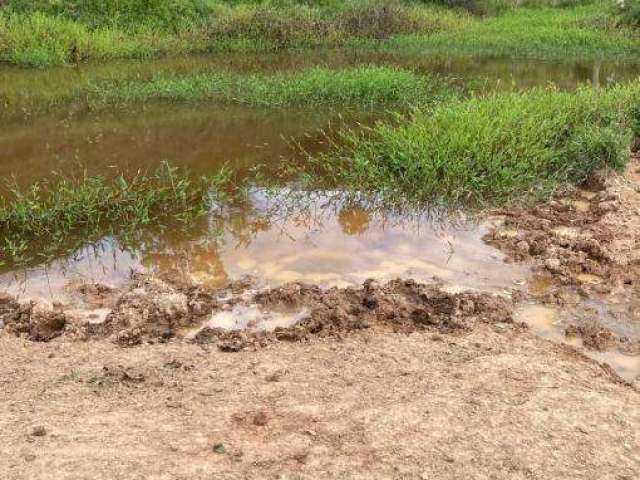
[88,66,456,108]
[1,66,459,121]
[298,81,640,205]
[0,163,234,267]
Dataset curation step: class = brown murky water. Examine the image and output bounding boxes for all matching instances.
[1,51,640,379]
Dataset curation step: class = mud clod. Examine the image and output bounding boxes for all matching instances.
[565,321,619,352]
[1,275,515,349]
[30,426,46,437]
[2,299,66,342]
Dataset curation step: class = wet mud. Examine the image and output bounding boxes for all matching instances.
[0,274,515,353]
[486,154,640,365]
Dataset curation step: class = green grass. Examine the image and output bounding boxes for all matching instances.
[0,0,454,67]
[385,5,640,60]
[88,66,457,107]
[1,66,460,121]
[295,81,640,206]
[2,1,635,67]
[0,163,235,267]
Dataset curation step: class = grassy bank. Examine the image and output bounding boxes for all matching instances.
[296,81,640,205]
[1,66,458,121]
[0,163,234,266]
[0,0,458,67]
[386,5,640,60]
[1,1,637,67]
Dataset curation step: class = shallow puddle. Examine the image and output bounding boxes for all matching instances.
[515,300,640,383]
[0,191,528,301]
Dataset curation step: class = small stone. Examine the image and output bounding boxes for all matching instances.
[253,411,268,426]
[161,329,174,341]
[544,258,562,273]
[31,426,46,437]
[515,240,530,254]
[493,323,509,333]
[212,443,226,454]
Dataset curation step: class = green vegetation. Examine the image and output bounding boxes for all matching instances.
[297,81,640,205]
[1,1,637,67]
[1,66,459,121]
[385,4,640,60]
[0,163,234,266]
[0,0,450,67]
[87,66,457,108]
[618,0,640,27]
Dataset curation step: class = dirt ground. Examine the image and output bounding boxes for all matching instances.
[2,158,640,479]
[1,327,638,480]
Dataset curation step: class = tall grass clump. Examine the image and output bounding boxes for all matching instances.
[302,81,640,205]
[0,162,234,266]
[386,5,640,60]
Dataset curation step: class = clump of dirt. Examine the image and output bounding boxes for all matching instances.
[195,278,516,351]
[86,274,218,346]
[565,320,620,351]
[0,295,67,342]
[486,155,640,295]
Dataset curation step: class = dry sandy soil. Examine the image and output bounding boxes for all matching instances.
[2,158,640,479]
[1,327,638,480]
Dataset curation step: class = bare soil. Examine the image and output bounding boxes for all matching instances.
[1,327,638,480]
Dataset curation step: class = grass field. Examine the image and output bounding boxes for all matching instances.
[0,1,637,67]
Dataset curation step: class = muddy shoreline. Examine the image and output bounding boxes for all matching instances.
[2,161,640,479]
[2,158,640,384]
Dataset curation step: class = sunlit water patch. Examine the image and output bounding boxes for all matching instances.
[0,190,528,302]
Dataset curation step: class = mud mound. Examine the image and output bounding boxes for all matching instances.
[0,296,67,342]
[87,274,218,346]
[195,279,515,351]
[0,276,516,350]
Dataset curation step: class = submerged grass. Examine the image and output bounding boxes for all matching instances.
[296,81,640,206]
[1,66,459,121]
[0,163,235,267]
[1,1,636,67]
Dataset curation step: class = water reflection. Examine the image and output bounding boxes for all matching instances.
[0,189,527,301]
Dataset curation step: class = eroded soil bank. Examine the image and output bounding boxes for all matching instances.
[2,160,640,479]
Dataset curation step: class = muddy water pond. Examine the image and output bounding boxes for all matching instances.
[1,52,640,381]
